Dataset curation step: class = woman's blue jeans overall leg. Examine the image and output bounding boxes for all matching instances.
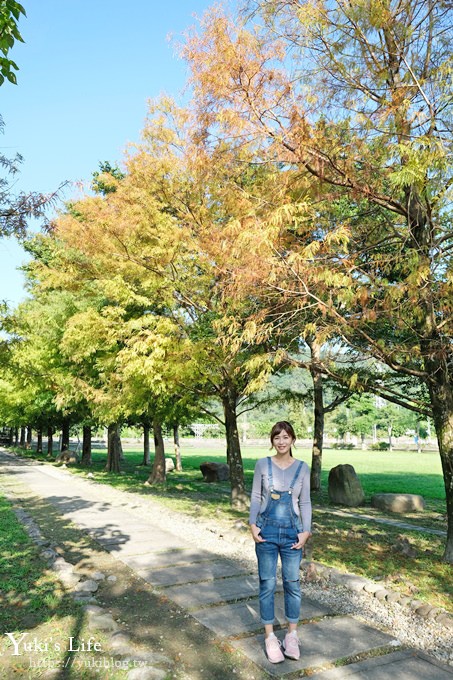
[255,459,303,625]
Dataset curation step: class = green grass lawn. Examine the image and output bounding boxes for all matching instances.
[318,447,444,499]
[10,440,452,612]
[53,440,445,492]
[62,442,446,506]
[13,441,447,522]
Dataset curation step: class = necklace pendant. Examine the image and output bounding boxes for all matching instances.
[271,492,281,500]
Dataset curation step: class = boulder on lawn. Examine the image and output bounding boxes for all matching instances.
[328,464,365,507]
[165,457,175,473]
[372,493,425,513]
[200,461,230,483]
[55,451,79,464]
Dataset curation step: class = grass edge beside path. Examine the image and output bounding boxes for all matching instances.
[0,485,130,680]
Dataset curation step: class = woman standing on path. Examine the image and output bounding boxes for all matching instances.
[249,421,312,664]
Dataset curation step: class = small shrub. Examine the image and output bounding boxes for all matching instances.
[370,441,390,451]
[331,442,356,449]
[203,426,223,438]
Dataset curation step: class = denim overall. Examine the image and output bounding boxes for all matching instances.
[255,457,304,625]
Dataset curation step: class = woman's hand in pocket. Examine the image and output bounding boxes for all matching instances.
[291,530,311,550]
[250,524,266,543]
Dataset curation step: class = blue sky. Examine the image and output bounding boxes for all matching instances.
[1,0,223,307]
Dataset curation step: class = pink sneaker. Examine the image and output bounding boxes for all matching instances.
[283,631,300,660]
[265,634,285,663]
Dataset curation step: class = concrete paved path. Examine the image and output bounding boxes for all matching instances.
[1,450,452,679]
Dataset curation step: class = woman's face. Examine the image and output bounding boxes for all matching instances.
[272,430,294,455]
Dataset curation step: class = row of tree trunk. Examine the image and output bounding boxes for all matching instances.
[7,420,183,479]
[104,421,182,480]
[6,420,93,465]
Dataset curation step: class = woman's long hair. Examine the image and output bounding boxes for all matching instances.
[270,421,296,457]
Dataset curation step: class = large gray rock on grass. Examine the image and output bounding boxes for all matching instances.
[55,451,79,464]
[328,464,365,507]
[372,493,425,513]
[165,457,175,472]
[200,461,229,482]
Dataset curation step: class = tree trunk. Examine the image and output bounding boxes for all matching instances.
[142,422,150,465]
[13,427,18,446]
[115,427,124,460]
[222,387,247,510]
[105,423,121,472]
[81,426,92,466]
[388,425,393,451]
[61,418,70,452]
[8,428,14,446]
[36,428,43,454]
[146,418,166,484]
[308,336,324,492]
[26,426,32,450]
[19,427,26,447]
[428,375,453,563]
[173,424,182,471]
[47,426,54,457]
